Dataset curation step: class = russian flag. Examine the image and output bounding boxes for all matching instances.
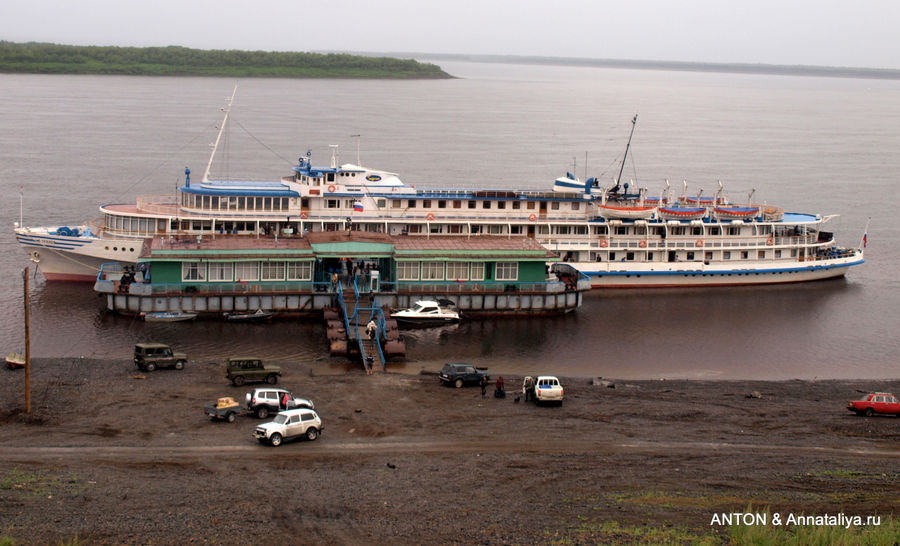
[353,201,364,212]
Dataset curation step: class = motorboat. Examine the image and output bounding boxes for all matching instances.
[141,311,198,323]
[224,309,274,322]
[391,299,460,327]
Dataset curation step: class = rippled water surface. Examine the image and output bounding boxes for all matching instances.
[1,62,898,379]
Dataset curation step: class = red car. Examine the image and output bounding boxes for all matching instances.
[847,392,900,417]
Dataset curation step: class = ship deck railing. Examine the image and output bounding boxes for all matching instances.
[95,277,571,296]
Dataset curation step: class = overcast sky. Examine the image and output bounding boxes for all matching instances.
[3,0,899,69]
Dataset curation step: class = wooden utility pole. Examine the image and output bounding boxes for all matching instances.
[23,267,31,414]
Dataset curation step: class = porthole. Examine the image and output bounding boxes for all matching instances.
[113,247,117,251]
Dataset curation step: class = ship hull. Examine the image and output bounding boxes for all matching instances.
[15,228,143,282]
[574,254,864,288]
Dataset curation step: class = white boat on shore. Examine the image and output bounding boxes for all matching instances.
[14,102,864,289]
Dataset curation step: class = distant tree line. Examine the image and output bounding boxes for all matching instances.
[0,42,452,79]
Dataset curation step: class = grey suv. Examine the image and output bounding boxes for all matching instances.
[134,343,187,372]
[245,387,314,419]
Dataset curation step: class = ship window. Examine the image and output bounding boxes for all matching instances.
[208,262,233,282]
[407,224,422,233]
[453,200,462,209]
[512,201,521,209]
[556,226,571,235]
[741,251,749,259]
[438,200,446,209]
[182,262,206,282]
[449,224,463,234]
[729,227,741,236]
[397,261,420,280]
[482,201,491,209]
[572,202,580,210]
[327,173,335,182]
[626,252,635,261]
[487,225,502,234]
[326,200,340,209]
[423,200,431,208]
[709,227,720,235]
[497,201,506,209]
[758,251,766,259]
[210,196,218,209]
[286,261,312,281]
[551,202,560,210]
[408,200,416,208]
[526,202,535,210]
[468,201,476,209]
[687,252,695,260]
[615,227,627,235]
[791,249,797,257]
[647,252,653,260]
[510,225,522,235]
[775,250,782,258]
[705,252,713,261]
[496,262,518,281]
[470,262,485,281]
[447,262,469,281]
[392,200,403,208]
[574,226,587,235]
[724,251,731,259]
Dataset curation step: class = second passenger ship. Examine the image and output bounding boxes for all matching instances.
[14,102,864,288]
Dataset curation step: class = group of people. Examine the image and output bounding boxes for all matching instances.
[481,375,506,399]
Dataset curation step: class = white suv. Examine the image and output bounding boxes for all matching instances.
[254,408,323,446]
[245,388,314,419]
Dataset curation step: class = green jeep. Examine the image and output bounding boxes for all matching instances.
[134,343,187,372]
[225,357,281,386]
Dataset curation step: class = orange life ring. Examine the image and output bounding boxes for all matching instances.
[599,239,608,248]
[528,214,537,222]
[696,239,704,247]
[299,211,308,219]
[327,185,336,193]
[426,213,435,221]
[766,237,774,246]
[639,240,647,248]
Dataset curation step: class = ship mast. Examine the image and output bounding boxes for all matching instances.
[202,84,238,183]
[613,114,637,193]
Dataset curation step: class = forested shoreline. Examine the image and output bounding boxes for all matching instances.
[0,42,451,78]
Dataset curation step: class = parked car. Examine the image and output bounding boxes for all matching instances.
[438,362,489,388]
[133,343,187,372]
[847,392,900,417]
[245,387,314,419]
[254,408,323,446]
[523,375,564,406]
[225,357,281,386]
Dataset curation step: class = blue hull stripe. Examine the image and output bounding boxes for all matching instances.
[586,259,864,277]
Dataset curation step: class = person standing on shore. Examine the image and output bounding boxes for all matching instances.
[480,375,488,398]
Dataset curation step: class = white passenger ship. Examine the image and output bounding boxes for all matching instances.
[15,104,864,287]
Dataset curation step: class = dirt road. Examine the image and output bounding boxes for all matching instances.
[1,358,898,544]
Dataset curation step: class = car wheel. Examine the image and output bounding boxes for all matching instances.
[270,433,283,446]
[266,374,278,385]
[226,412,236,423]
[232,375,245,387]
[146,363,156,372]
[864,408,874,417]
[256,407,269,419]
[306,427,319,441]
[454,378,464,389]
[175,360,185,370]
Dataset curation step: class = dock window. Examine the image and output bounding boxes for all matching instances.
[397,262,419,281]
[286,261,312,281]
[181,262,206,282]
[261,262,286,281]
[421,262,445,280]
[470,262,485,281]
[495,262,518,281]
[235,262,259,281]
[208,262,233,282]
[446,262,469,281]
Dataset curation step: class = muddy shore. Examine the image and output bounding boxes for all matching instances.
[1,358,898,544]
